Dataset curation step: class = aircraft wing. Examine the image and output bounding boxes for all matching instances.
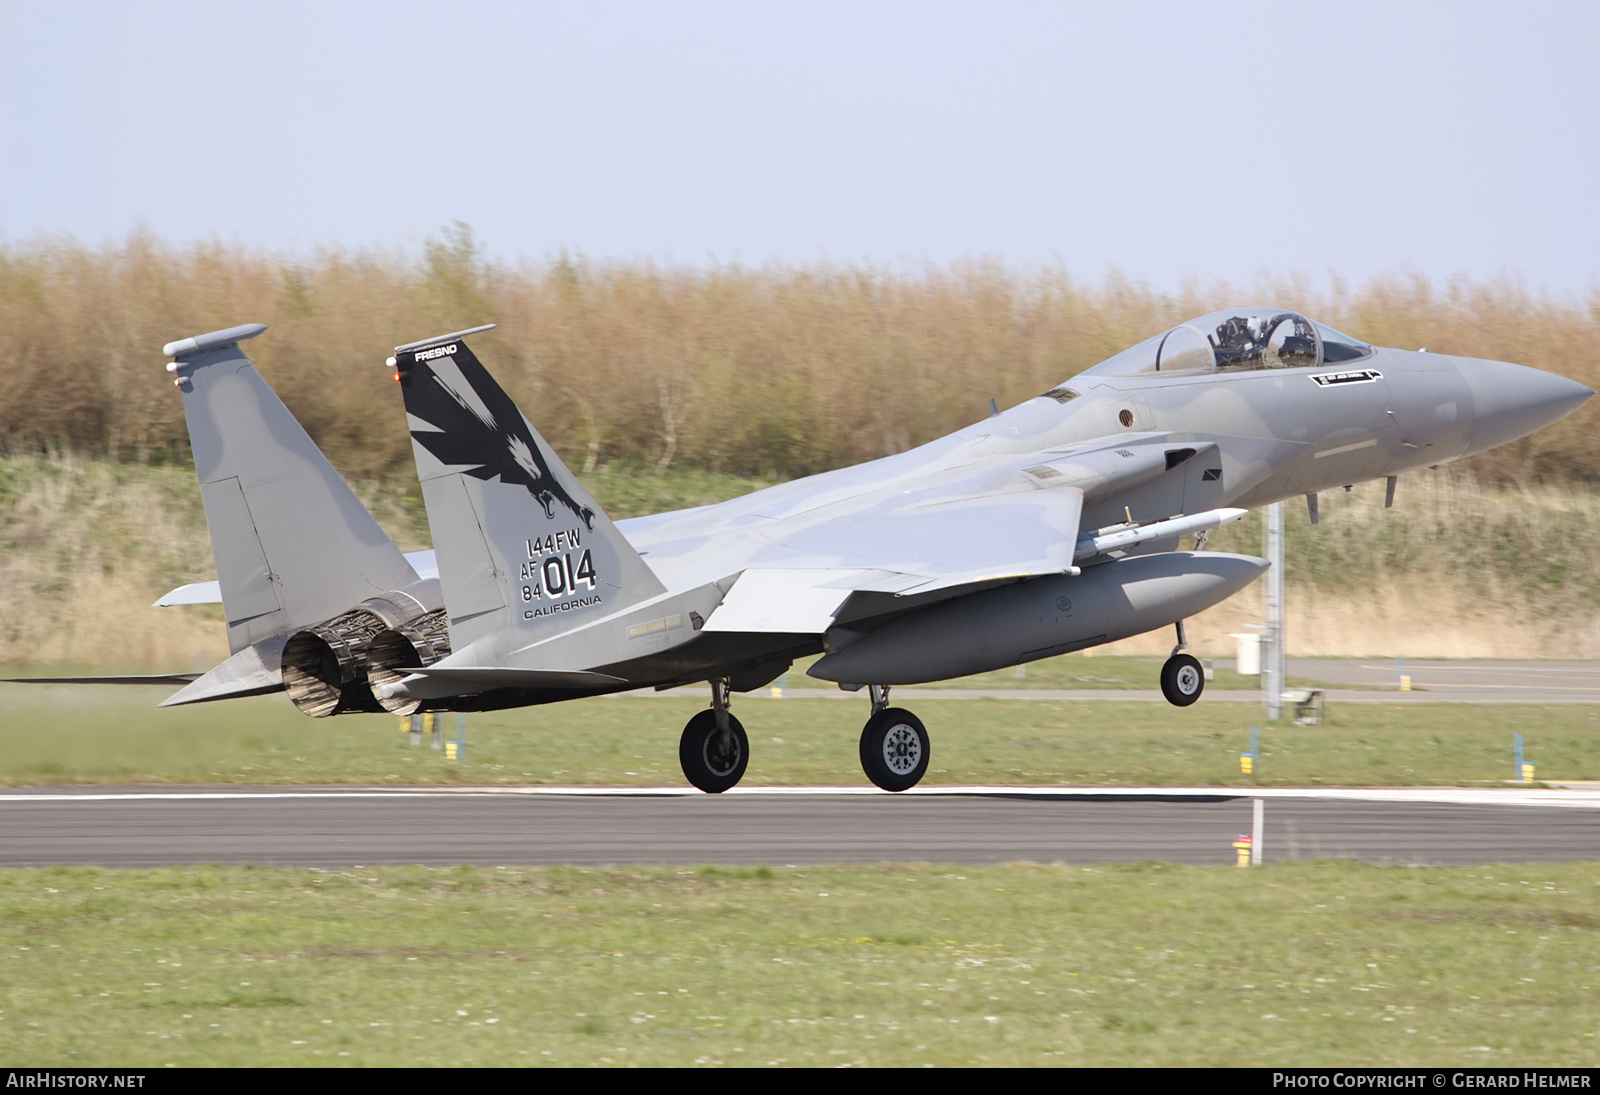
[753,487,1084,592]
[704,484,1085,633]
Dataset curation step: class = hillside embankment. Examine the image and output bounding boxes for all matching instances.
[0,231,1595,665]
[0,455,1594,668]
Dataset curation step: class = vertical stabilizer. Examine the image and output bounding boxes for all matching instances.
[391,327,666,651]
[166,324,418,653]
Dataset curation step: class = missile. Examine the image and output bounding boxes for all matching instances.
[1074,507,1248,561]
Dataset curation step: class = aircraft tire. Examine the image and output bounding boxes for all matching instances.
[859,707,930,792]
[1160,654,1205,707]
[679,709,749,793]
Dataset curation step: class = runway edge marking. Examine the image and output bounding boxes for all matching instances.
[0,786,1595,808]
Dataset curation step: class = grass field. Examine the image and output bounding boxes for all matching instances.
[0,682,1592,788]
[0,861,1594,1067]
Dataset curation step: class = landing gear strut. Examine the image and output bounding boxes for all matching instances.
[858,684,930,792]
[1160,620,1204,707]
[679,678,748,793]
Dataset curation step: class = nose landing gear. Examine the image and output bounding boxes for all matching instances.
[858,684,930,792]
[1160,620,1205,706]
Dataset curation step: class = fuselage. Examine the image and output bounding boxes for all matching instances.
[619,342,1593,594]
[391,312,1594,705]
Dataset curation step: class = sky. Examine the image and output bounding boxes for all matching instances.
[2,1,1597,294]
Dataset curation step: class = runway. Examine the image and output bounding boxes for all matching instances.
[638,659,1600,704]
[0,785,1594,868]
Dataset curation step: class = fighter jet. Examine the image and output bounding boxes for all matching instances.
[366,309,1591,792]
[16,311,1587,794]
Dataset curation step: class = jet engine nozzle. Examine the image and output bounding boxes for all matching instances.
[366,610,453,715]
[279,580,445,718]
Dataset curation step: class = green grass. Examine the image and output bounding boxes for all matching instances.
[0,861,1595,1066]
[1,683,1594,787]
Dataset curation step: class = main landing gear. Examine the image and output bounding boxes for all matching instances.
[858,684,930,793]
[1160,620,1204,707]
[677,678,931,794]
[679,678,748,793]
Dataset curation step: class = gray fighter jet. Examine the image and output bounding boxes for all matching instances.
[16,311,1587,795]
[364,309,1591,792]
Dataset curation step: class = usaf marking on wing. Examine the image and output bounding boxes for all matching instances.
[10,308,1591,794]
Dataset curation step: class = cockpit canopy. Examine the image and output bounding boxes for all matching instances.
[1081,308,1373,378]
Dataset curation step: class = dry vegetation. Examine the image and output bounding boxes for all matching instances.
[1,226,1595,483]
[0,229,1595,665]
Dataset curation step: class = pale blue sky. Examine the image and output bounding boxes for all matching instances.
[2,1,1596,293]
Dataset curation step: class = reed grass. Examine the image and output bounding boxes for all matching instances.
[1,228,1594,484]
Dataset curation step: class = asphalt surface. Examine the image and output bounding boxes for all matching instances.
[1,786,1594,869]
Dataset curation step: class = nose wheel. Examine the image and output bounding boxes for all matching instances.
[1159,619,1204,707]
[858,685,930,792]
[1160,654,1205,706]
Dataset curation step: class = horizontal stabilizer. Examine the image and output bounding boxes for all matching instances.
[403,667,628,690]
[1,674,201,686]
[153,550,439,607]
[157,638,287,707]
[153,582,222,607]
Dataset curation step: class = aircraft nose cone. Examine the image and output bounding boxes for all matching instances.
[1461,359,1595,455]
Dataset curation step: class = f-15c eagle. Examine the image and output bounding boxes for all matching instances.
[15,311,1590,794]
[373,312,1590,792]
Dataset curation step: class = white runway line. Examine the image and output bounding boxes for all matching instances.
[0,785,1596,808]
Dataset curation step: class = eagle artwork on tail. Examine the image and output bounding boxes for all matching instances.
[403,341,597,531]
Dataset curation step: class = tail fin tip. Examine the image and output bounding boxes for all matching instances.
[163,323,269,361]
[393,324,498,356]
